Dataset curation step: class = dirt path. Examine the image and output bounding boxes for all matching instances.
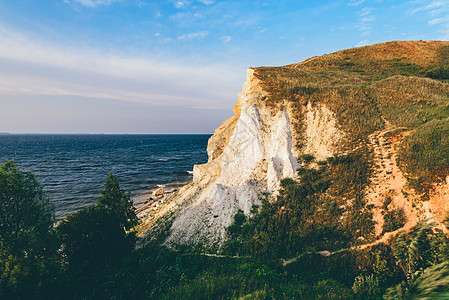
[365,120,417,237]
[283,122,421,265]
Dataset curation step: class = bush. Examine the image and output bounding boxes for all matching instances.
[352,274,380,296]
[426,66,449,79]
[57,205,133,272]
[300,154,315,163]
[383,208,406,234]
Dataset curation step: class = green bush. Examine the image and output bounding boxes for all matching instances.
[426,66,449,79]
[352,274,380,296]
[300,153,315,163]
[383,208,406,234]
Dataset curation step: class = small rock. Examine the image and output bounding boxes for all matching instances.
[153,187,165,197]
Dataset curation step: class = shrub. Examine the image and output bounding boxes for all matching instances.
[352,274,380,296]
[300,154,315,163]
[383,208,406,234]
[426,66,449,79]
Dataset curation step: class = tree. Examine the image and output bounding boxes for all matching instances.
[57,173,137,274]
[0,160,60,299]
[98,173,138,231]
[57,174,138,297]
[58,205,131,271]
[0,160,54,253]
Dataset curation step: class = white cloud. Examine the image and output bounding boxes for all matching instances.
[174,0,190,8]
[72,0,124,7]
[429,15,449,25]
[410,1,449,14]
[357,7,373,17]
[197,0,214,4]
[348,0,366,7]
[354,6,375,38]
[356,40,369,47]
[220,35,232,43]
[361,16,375,22]
[0,25,242,110]
[409,0,449,39]
[177,31,208,41]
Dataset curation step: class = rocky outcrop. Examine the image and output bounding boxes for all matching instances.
[303,102,344,161]
[162,69,299,247]
[159,69,344,248]
[138,41,449,250]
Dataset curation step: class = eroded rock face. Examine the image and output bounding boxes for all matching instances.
[165,69,300,247]
[161,69,344,248]
[303,102,343,161]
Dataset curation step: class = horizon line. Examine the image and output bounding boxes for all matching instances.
[0,132,213,135]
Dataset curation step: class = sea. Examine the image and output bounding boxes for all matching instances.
[0,134,210,219]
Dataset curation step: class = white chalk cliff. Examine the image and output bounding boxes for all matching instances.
[162,69,343,248]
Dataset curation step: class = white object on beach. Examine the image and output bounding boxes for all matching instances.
[153,187,165,197]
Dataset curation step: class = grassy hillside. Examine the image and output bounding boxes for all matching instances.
[254,40,449,192]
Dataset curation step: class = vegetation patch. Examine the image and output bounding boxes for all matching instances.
[426,66,449,80]
[382,208,406,234]
[224,151,374,259]
[398,118,449,193]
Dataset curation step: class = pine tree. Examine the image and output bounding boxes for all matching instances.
[97,173,138,231]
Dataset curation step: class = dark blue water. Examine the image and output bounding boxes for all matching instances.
[0,134,210,219]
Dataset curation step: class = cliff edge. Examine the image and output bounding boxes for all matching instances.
[141,40,449,249]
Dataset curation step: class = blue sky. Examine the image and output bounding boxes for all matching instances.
[1,0,448,133]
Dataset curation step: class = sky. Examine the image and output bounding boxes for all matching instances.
[0,0,449,133]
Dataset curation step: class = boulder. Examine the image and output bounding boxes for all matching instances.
[153,187,165,197]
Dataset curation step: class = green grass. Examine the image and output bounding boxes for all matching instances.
[398,118,449,193]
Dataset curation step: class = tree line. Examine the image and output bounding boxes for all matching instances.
[0,160,137,299]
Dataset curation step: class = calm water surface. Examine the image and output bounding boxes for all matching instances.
[0,134,210,218]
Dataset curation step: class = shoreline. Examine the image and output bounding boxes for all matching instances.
[133,181,188,219]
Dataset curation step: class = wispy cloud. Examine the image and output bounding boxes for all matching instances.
[220,35,232,43]
[354,6,375,39]
[348,0,366,7]
[177,31,208,41]
[409,0,449,39]
[410,1,449,14]
[0,25,241,109]
[72,0,124,7]
[357,7,373,17]
[173,0,190,9]
[429,15,449,25]
[356,40,369,47]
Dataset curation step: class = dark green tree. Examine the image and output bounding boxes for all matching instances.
[58,205,131,271]
[57,173,137,297]
[0,160,61,299]
[98,173,138,231]
[0,160,54,253]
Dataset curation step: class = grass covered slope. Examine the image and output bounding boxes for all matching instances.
[253,40,449,192]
